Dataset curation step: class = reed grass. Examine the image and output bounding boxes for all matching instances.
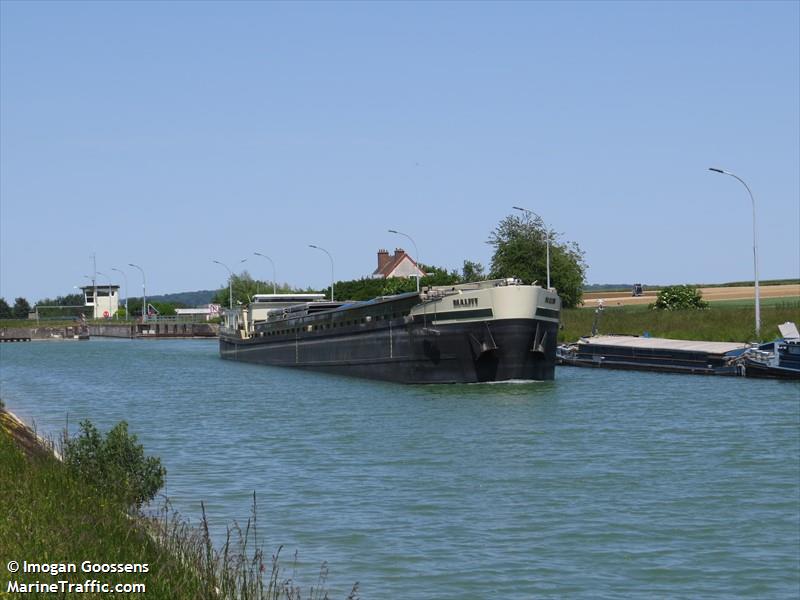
[559,302,800,343]
[0,417,358,599]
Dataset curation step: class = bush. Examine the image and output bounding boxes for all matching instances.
[650,285,709,310]
[64,420,166,509]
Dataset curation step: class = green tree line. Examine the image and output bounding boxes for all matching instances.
[0,297,32,319]
[2,212,589,317]
[209,212,588,308]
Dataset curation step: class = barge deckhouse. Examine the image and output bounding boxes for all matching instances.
[219,279,561,383]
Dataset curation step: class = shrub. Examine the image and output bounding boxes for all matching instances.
[64,420,166,509]
[650,285,709,310]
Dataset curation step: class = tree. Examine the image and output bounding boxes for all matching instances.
[317,265,461,302]
[488,213,587,308]
[650,285,709,310]
[36,293,83,307]
[33,293,86,319]
[0,298,11,319]
[12,297,31,319]
[461,260,486,282]
[64,420,166,510]
[127,298,143,318]
[151,302,181,316]
[212,271,293,307]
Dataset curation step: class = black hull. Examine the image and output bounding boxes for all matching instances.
[557,340,740,377]
[220,318,557,384]
[558,357,737,377]
[739,359,800,380]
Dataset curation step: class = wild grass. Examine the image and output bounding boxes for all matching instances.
[0,417,358,599]
[559,302,800,343]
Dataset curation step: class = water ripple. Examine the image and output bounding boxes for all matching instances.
[1,339,798,598]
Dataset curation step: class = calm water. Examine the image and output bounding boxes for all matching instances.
[1,338,798,598]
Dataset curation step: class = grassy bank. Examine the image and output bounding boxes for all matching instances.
[0,410,357,599]
[559,301,800,343]
[0,415,207,598]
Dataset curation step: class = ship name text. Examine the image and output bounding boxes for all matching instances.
[453,297,479,308]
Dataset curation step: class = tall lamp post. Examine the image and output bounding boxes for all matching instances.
[128,263,147,322]
[111,267,129,319]
[709,167,760,339]
[213,260,234,309]
[309,244,335,301]
[513,206,551,289]
[388,229,421,292]
[254,252,277,294]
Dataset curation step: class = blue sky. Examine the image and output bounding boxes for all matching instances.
[1,1,798,301]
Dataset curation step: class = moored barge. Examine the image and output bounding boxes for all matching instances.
[219,279,561,383]
[557,322,800,380]
[557,335,747,376]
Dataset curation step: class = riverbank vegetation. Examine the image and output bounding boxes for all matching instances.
[0,411,357,599]
[559,300,800,343]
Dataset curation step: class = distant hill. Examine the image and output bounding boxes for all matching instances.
[148,290,217,307]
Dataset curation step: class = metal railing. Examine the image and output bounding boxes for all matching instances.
[139,314,214,324]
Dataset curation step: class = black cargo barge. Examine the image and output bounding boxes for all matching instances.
[558,326,800,380]
[557,335,747,376]
[219,280,561,384]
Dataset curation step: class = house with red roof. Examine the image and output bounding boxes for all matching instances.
[372,248,426,280]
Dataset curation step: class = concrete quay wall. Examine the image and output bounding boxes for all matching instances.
[1,322,219,341]
[133,322,218,338]
[88,324,135,338]
[0,326,88,342]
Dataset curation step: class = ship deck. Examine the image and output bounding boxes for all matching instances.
[579,336,747,355]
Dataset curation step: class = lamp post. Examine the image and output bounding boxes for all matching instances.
[388,229,421,292]
[111,267,129,319]
[254,252,277,294]
[128,263,147,322]
[709,167,760,339]
[213,260,234,309]
[309,244,335,301]
[513,206,551,289]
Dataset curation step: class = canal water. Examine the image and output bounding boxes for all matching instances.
[1,339,798,598]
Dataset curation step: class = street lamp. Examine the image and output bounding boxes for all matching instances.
[388,229,421,292]
[254,252,277,295]
[111,267,129,319]
[309,244,335,301]
[212,260,234,309]
[128,263,147,322]
[513,206,551,289]
[709,167,761,339]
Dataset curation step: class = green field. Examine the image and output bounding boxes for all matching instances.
[582,278,799,293]
[704,297,799,309]
[559,301,800,343]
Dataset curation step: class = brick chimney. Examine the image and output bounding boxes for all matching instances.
[377,249,390,271]
[393,248,406,260]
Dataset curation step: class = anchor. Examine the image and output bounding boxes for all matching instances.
[530,323,548,355]
[469,323,498,357]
